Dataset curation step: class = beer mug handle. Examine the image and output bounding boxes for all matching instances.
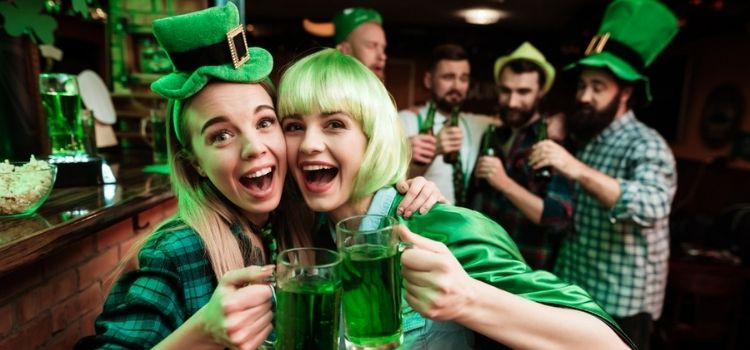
[398,241,414,253]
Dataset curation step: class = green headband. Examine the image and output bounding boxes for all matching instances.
[150,2,273,145]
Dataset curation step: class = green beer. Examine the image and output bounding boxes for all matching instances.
[275,275,341,350]
[41,91,85,156]
[341,244,402,346]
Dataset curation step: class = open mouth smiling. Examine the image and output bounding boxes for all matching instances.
[302,164,339,185]
[239,166,275,192]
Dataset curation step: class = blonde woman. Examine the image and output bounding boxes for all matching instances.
[277,48,634,349]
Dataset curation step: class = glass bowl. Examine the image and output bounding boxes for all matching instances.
[0,160,57,218]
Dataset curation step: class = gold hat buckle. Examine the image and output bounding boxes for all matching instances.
[227,25,250,69]
[585,32,611,56]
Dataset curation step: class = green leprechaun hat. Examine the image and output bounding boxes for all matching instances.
[151,2,272,100]
[333,7,382,44]
[569,0,678,103]
[150,2,273,144]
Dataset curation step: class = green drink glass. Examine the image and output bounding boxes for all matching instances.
[336,215,403,349]
[39,73,86,157]
[275,248,342,350]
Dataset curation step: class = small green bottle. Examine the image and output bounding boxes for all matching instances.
[534,118,552,180]
[481,125,496,157]
[443,105,460,164]
[414,102,437,167]
[419,102,437,136]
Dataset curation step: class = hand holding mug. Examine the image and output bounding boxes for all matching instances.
[398,225,473,322]
[198,265,275,349]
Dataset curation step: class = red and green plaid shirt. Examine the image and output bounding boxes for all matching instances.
[467,117,574,270]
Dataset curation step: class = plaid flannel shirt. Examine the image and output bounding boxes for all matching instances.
[554,111,676,319]
[76,220,259,349]
[467,117,574,270]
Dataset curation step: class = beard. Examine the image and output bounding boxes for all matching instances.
[499,102,538,129]
[567,92,621,145]
[433,89,465,112]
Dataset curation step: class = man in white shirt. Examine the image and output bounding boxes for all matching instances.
[399,44,493,207]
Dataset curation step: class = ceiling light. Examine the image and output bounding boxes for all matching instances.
[459,8,508,25]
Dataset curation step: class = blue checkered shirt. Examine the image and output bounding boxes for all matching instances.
[554,111,676,319]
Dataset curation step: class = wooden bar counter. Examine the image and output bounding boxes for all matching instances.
[0,150,177,349]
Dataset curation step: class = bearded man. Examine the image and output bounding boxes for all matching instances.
[466,42,573,271]
[529,1,679,348]
[400,44,493,206]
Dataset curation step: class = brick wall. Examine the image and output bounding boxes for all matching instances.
[0,198,177,349]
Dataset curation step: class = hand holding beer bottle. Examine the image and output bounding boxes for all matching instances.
[411,102,438,167]
[480,125,497,157]
[473,125,499,187]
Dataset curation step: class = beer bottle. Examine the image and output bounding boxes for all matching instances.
[443,105,460,164]
[473,124,497,188]
[480,125,497,157]
[534,117,552,180]
[418,102,437,136]
[413,102,437,166]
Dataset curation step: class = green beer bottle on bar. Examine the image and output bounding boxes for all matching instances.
[414,102,437,166]
[443,105,460,164]
[534,117,552,180]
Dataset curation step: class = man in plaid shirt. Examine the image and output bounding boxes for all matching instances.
[468,42,573,271]
[529,1,679,349]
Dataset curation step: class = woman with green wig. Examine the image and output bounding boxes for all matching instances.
[278,48,635,349]
[76,4,442,350]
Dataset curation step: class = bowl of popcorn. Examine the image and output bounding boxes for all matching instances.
[0,156,57,218]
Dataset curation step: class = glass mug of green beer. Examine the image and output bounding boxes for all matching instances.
[336,215,404,349]
[39,73,86,156]
[275,247,342,350]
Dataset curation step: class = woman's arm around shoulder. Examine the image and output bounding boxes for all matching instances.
[398,225,632,350]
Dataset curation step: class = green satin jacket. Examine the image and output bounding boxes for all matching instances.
[376,189,634,349]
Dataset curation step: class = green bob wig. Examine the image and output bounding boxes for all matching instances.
[277,48,410,201]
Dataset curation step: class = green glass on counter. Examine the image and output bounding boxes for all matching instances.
[39,73,86,157]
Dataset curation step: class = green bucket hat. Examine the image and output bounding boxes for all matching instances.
[150,3,273,144]
[494,42,556,94]
[568,0,678,102]
[333,7,382,44]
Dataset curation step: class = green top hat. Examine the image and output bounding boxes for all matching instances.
[333,7,382,44]
[569,0,678,102]
[150,2,273,144]
[494,42,556,94]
